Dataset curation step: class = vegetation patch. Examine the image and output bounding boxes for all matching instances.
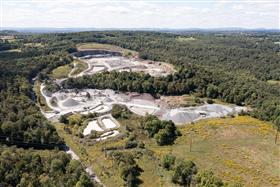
[34,80,52,112]
[268,80,280,86]
[49,63,73,79]
[23,42,44,48]
[177,36,197,42]
[70,59,88,76]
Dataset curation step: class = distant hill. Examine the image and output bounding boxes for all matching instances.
[1,27,279,34]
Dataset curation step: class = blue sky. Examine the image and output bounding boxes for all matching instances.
[1,0,279,29]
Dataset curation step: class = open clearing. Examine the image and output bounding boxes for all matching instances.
[177,36,197,42]
[70,59,88,76]
[82,115,120,139]
[54,115,280,187]
[77,42,138,57]
[23,42,44,47]
[101,118,118,129]
[83,120,103,135]
[49,64,73,79]
[268,80,280,86]
[148,116,280,187]
[0,49,22,53]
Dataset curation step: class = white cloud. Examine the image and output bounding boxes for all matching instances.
[1,0,279,29]
[232,5,243,10]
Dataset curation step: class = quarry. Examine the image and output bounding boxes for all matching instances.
[72,50,175,77]
[41,85,246,141]
[40,48,247,142]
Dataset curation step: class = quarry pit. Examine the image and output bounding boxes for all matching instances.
[40,48,247,142]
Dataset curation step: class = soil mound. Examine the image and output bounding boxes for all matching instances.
[61,98,79,107]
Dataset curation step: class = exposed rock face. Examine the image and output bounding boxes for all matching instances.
[73,50,122,58]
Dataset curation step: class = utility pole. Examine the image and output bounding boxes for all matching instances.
[189,133,192,152]
[189,124,194,152]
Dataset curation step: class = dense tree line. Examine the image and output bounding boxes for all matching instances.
[0,35,73,145]
[0,146,94,187]
[0,40,18,51]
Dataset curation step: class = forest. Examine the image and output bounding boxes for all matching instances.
[0,146,94,187]
[0,34,95,186]
[29,31,280,81]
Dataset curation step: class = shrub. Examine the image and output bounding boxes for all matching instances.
[125,140,138,149]
[59,115,69,124]
[206,99,214,104]
[172,160,197,186]
[138,142,145,149]
[195,170,224,187]
[162,154,176,170]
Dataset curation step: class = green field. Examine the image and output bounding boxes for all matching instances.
[55,115,280,187]
[0,48,21,53]
[176,36,197,42]
[77,42,138,57]
[33,80,52,112]
[161,94,229,108]
[149,116,280,187]
[23,42,44,47]
[268,80,280,86]
[49,63,73,79]
[70,59,88,76]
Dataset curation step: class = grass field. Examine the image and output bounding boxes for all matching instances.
[49,64,73,79]
[0,49,22,53]
[24,42,44,47]
[54,115,280,187]
[148,116,280,187]
[268,80,280,86]
[176,36,197,42]
[77,42,138,57]
[70,59,88,76]
[33,80,52,112]
[160,94,230,107]
[161,94,201,107]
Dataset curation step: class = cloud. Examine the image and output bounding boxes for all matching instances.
[232,5,243,10]
[1,0,279,29]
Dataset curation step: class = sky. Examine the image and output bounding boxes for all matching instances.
[0,0,279,29]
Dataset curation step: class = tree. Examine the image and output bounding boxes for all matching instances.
[77,173,93,187]
[206,84,219,98]
[50,159,64,173]
[274,116,280,144]
[86,92,91,99]
[1,121,15,137]
[172,160,197,187]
